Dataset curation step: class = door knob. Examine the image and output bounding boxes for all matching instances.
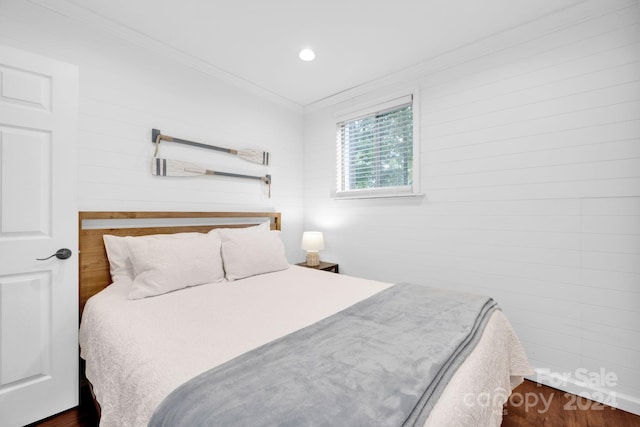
[37,248,72,261]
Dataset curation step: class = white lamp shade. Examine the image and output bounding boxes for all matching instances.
[301,231,324,252]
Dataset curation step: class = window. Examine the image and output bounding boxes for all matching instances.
[335,94,416,198]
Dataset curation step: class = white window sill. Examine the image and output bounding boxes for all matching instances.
[332,191,425,200]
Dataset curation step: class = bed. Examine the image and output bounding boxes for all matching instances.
[78,211,531,427]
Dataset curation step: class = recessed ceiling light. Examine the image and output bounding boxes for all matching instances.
[298,48,315,62]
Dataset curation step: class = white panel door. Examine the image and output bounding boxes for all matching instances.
[0,45,78,426]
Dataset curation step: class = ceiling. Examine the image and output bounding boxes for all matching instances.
[40,0,584,107]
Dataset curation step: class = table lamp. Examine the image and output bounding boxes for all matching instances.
[301,231,324,267]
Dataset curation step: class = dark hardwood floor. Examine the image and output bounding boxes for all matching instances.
[29,380,640,426]
[28,386,97,427]
[502,380,640,427]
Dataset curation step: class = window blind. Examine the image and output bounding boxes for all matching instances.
[336,96,413,194]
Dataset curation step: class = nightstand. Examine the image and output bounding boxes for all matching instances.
[296,261,339,274]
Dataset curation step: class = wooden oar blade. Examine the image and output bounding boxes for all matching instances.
[151,158,205,177]
[237,149,269,166]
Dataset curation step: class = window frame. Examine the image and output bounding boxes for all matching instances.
[333,90,421,199]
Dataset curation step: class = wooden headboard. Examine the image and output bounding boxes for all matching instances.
[78,211,281,315]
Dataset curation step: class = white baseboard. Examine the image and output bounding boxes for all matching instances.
[528,368,640,417]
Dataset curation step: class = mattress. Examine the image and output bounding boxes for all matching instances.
[79,265,530,426]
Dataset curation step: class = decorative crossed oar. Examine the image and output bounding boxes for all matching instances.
[152,129,269,165]
[152,158,271,198]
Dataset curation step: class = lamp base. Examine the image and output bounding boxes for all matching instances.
[306,251,320,267]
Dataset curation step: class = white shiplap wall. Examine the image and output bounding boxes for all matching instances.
[1,0,638,416]
[303,0,640,414]
[0,0,305,260]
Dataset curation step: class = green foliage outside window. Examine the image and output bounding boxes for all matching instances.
[339,104,413,191]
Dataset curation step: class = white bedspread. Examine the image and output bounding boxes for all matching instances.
[79,266,530,427]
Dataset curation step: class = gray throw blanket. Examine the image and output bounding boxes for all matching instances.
[149,283,498,427]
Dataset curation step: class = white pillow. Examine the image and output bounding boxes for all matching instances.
[103,232,202,284]
[126,233,225,299]
[216,227,289,281]
[215,220,271,234]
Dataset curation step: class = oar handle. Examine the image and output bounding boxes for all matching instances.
[153,129,231,154]
[203,170,263,181]
[202,170,271,198]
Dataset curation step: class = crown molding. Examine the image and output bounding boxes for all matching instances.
[303,0,632,113]
[27,0,303,113]
[26,0,633,115]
